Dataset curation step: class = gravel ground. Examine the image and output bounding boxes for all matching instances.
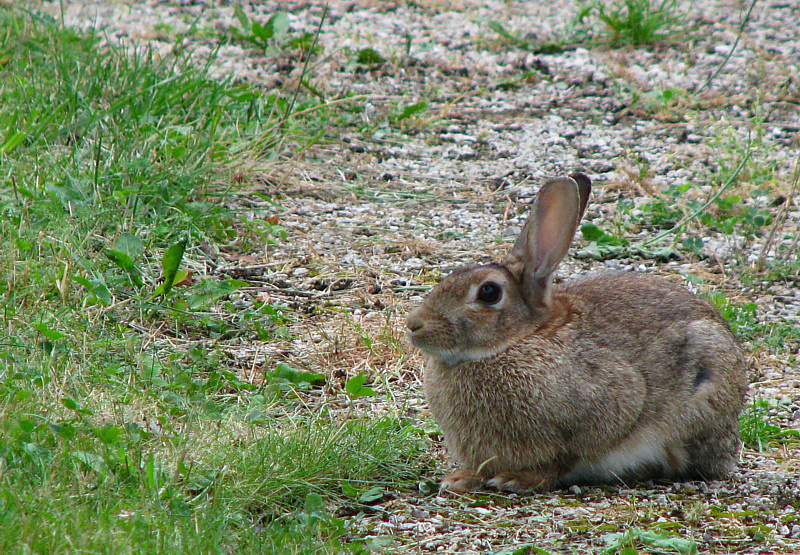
[42,1,799,553]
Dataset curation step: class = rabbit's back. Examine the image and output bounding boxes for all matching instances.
[560,272,746,405]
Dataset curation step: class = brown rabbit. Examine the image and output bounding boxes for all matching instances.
[406,173,748,493]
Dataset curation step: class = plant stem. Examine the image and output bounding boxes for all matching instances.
[698,0,758,92]
[756,149,800,270]
[641,133,752,246]
[284,4,328,124]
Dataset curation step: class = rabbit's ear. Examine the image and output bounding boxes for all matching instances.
[506,176,588,308]
[569,172,592,222]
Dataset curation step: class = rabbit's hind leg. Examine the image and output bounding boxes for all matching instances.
[683,419,740,480]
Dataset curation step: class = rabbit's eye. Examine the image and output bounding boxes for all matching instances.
[477,282,502,304]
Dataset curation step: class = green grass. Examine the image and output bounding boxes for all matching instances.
[486,0,689,53]
[703,290,800,353]
[739,399,800,452]
[0,7,426,553]
[593,0,688,46]
[0,412,425,553]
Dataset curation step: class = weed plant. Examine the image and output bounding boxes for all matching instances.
[739,399,800,452]
[487,0,689,53]
[593,0,688,46]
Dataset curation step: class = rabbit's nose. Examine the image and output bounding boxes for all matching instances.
[406,312,424,332]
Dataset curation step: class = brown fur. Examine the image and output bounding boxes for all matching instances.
[406,175,748,493]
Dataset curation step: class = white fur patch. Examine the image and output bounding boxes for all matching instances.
[562,428,684,484]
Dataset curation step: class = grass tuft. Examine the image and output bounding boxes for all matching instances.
[594,0,688,46]
[739,399,800,452]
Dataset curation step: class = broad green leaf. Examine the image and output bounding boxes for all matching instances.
[111,233,144,261]
[234,5,250,31]
[635,246,680,261]
[186,278,247,310]
[0,130,25,153]
[33,322,66,340]
[96,424,124,445]
[73,451,105,474]
[359,486,384,503]
[105,249,134,272]
[73,275,112,306]
[602,529,696,555]
[268,12,290,41]
[47,177,85,206]
[271,364,325,385]
[341,481,358,498]
[144,456,157,490]
[575,243,624,260]
[51,422,75,439]
[641,531,696,555]
[396,101,427,121]
[159,238,187,296]
[62,398,79,410]
[356,47,385,65]
[580,222,605,242]
[252,21,271,42]
[303,492,325,517]
[106,234,144,287]
[580,223,627,246]
[345,372,376,399]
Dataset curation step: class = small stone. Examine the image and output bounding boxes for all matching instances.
[568,485,582,495]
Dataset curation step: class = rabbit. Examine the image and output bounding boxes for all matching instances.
[405,173,748,494]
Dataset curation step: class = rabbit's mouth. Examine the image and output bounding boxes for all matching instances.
[406,325,453,359]
[406,308,488,364]
[406,326,434,352]
[405,319,452,355]
[407,329,506,366]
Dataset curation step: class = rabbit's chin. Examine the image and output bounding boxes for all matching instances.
[418,344,507,367]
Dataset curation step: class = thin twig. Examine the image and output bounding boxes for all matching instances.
[756,150,800,270]
[10,175,20,205]
[698,0,758,92]
[783,228,800,264]
[283,3,328,124]
[641,134,752,247]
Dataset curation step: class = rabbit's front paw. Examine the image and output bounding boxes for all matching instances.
[440,469,484,494]
[487,470,554,493]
